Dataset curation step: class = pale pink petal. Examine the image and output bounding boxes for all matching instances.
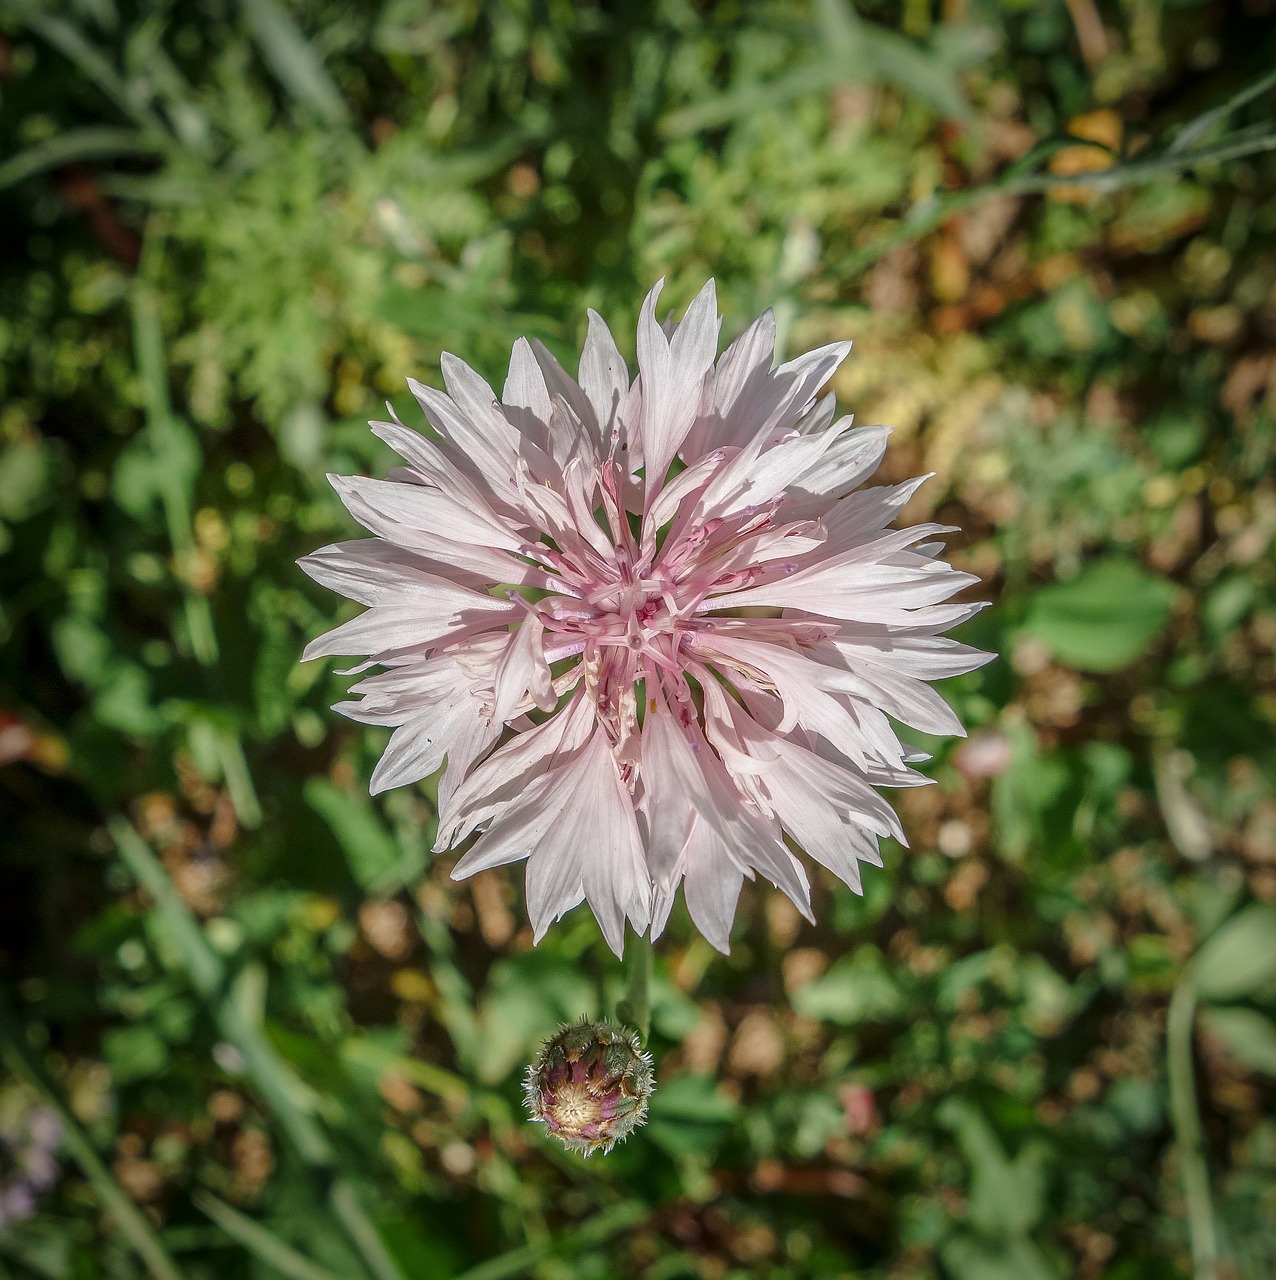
[490,615,554,721]
[436,691,594,847]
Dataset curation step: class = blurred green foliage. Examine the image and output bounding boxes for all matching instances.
[1,0,1275,1277]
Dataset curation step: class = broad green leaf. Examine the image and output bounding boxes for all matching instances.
[1198,1007,1276,1077]
[474,952,595,1083]
[52,615,112,686]
[1107,181,1212,254]
[991,721,1069,863]
[941,1234,1061,1280]
[646,1074,739,1157]
[937,1099,1050,1240]
[102,1024,169,1084]
[94,664,165,736]
[790,946,903,1024]
[1192,906,1276,1002]
[304,778,403,894]
[0,439,53,520]
[1022,558,1176,673]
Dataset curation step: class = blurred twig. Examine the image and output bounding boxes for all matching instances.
[834,125,1276,281]
[0,994,187,1280]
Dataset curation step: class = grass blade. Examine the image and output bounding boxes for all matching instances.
[108,817,409,1280]
[0,127,161,192]
[27,14,165,133]
[192,1192,346,1280]
[452,1203,646,1280]
[1169,65,1276,154]
[238,0,351,126]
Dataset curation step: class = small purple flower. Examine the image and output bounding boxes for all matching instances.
[0,1104,62,1227]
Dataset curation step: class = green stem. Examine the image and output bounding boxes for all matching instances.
[1167,981,1220,1280]
[616,933,652,1042]
[0,996,187,1280]
[833,127,1276,281]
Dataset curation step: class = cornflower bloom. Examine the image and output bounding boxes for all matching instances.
[302,281,991,954]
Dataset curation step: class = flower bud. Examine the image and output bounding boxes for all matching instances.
[524,1018,654,1156]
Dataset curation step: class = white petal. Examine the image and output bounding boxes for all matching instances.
[578,309,630,438]
[298,540,480,606]
[637,279,720,499]
[499,338,556,459]
[437,691,594,846]
[490,617,554,722]
[330,475,524,552]
[452,731,651,957]
[302,594,517,662]
[682,835,744,955]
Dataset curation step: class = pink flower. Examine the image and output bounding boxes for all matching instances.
[301,281,991,955]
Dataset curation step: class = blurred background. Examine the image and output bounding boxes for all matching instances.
[2,1,1275,1277]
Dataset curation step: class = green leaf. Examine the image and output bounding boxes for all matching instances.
[193,1191,345,1280]
[0,439,53,520]
[238,0,351,126]
[0,126,162,192]
[102,1024,169,1084]
[1191,905,1276,1002]
[941,1234,1061,1280]
[304,778,404,894]
[474,953,595,1084]
[646,1074,739,1157]
[52,615,112,686]
[990,721,1069,863]
[1022,558,1176,673]
[789,946,903,1024]
[937,1099,1050,1240]
[94,663,165,736]
[1198,1007,1276,1077]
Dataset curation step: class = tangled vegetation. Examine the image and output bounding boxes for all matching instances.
[1,1,1275,1277]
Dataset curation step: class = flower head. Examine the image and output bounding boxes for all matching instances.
[302,281,991,954]
[524,1018,654,1156]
